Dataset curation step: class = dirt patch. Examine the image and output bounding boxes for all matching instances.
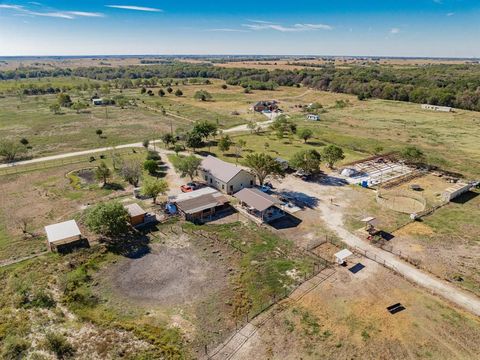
[394,221,434,237]
[106,243,227,306]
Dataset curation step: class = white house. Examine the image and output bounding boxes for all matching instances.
[306,114,320,121]
[421,104,453,112]
[199,156,255,195]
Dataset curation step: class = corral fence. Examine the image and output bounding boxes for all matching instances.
[0,148,135,176]
[376,188,427,214]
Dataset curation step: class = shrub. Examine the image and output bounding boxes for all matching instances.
[44,333,75,359]
[1,335,30,360]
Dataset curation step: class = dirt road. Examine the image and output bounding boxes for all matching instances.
[275,175,480,317]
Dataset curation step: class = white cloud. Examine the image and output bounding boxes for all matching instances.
[0,4,104,19]
[447,12,455,17]
[106,5,163,12]
[0,4,24,10]
[242,21,333,32]
[390,28,400,34]
[205,28,249,33]
[64,11,104,18]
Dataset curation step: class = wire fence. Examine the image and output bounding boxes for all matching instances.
[0,148,135,176]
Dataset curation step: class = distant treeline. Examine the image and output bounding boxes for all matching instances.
[2,63,480,111]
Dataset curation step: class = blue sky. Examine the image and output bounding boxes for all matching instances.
[0,1,479,57]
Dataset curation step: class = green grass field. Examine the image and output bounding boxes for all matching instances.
[2,77,479,178]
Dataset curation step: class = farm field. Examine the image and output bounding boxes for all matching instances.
[1,76,479,179]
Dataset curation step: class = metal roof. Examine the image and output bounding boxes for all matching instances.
[44,220,81,244]
[200,156,246,183]
[334,249,353,261]
[234,188,282,212]
[170,186,219,202]
[124,203,146,217]
[176,193,228,214]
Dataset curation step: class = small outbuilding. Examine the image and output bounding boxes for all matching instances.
[234,187,284,223]
[124,203,147,226]
[334,249,353,265]
[442,182,475,202]
[45,220,83,252]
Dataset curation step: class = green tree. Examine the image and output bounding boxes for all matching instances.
[95,129,103,138]
[120,160,142,186]
[185,132,203,152]
[173,155,202,181]
[0,140,26,162]
[297,128,314,143]
[158,89,165,97]
[1,335,30,360]
[140,87,146,94]
[192,120,218,141]
[175,89,183,97]
[142,139,150,149]
[221,84,228,90]
[49,103,61,114]
[290,149,322,174]
[161,133,175,148]
[194,90,213,101]
[95,161,111,186]
[141,178,169,204]
[71,101,87,114]
[174,144,183,155]
[244,153,282,185]
[57,93,72,107]
[166,86,173,94]
[322,145,345,168]
[19,138,29,146]
[400,146,425,163]
[143,159,158,175]
[84,201,129,236]
[218,135,233,154]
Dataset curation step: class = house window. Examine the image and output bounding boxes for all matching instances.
[222,184,224,190]
[230,185,233,192]
[205,175,208,181]
[250,180,253,186]
[210,178,212,184]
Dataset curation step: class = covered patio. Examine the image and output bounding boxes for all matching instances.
[234,188,285,223]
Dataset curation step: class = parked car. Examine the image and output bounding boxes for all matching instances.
[259,185,272,193]
[180,182,199,193]
[294,170,311,180]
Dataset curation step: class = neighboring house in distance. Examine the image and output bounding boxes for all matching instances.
[92,98,103,106]
[306,114,320,121]
[199,155,255,195]
[253,100,278,113]
[421,104,453,112]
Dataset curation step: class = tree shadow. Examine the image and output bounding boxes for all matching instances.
[103,231,151,259]
[313,175,349,187]
[103,182,125,191]
[197,150,217,157]
[307,141,326,146]
[276,190,319,208]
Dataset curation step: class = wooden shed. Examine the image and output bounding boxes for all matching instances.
[44,220,83,252]
[125,203,147,226]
